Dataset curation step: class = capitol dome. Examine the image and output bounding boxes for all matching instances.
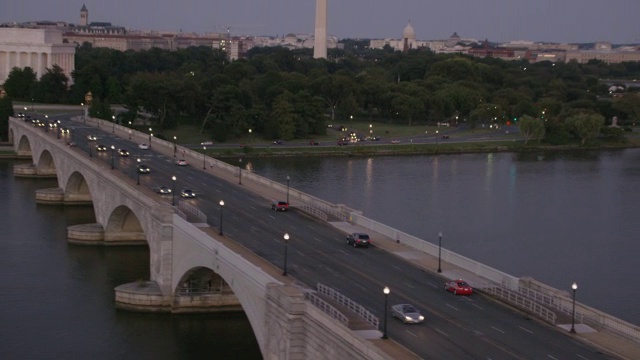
[403,22,415,39]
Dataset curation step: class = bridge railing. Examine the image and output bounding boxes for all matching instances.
[178,200,207,223]
[485,286,557,324]
[316,283,379,329]
[304,292,349,327]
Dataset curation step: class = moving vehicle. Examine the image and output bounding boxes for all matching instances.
[175,159,188,166]
[180,189,196,198]
[390,139,401,144]
[200,141,213,146]
[309,140,319,146]
[87,135,97,141]
[271,201,289,211]
[444,279,473,295]
[391,304,425,324]
[118,149,129,157]
[154,186,171,194]
[137,164,150,174]
[441,135,450,139]
[346,233,370,248]
[96,144,107,151]
[273,140,285,145]
[138,143,149,149]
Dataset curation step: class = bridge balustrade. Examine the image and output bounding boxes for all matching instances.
[317,283,379,329]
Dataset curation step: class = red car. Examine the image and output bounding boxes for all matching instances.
[444,280,473,295]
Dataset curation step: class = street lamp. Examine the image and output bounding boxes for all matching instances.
[149,128,152,148]
[136,158,141,185]
[81,103,85,123]
[283,233,290,276]
[56,120,61,139]
[437,231,443,273]
[286,176,290,204]
[129,130,132,140]
[89,142,93,158]
[238,158,243,185]
[173,136,177,157]
[171,176,177,206]
[382,286,390,339]
[110,145,116,169]
[369,123,373,138]
[203,146,207,169]
[44,115,49,132]
[112,115,116,133]
[570,282,578,333]
[436,130,439,145]
[248,128,252,145]
[219,200,224,235]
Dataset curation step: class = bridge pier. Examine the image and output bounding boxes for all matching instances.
[13,163,57,178]
[67,223,147,246]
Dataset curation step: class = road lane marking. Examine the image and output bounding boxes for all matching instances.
[313,237,321,242]
[434,328,448,337]
[289,226,297,230]
[403,282,415,289]
[296,251,305,257]
[547,356,559,360]
[405,330,418,338]
[338,250,349,256]
[446,304,459,311]
[393,265,402,271]
[472,303,484,310]
[491,326,504,334]
[575,354,589,360]
[356,283,367,291]
[518,326,533,334]
[307,225,317,230]
[426,282,437,288]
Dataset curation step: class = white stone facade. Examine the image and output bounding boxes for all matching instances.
[0,28,75,84]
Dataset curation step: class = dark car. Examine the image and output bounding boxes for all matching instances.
[137,164,150,174]
[180,189,196,198]
[118,149,129,157]
[309,140,319,146]
[337,140,349,146]
[346,233,370,248]
[271,201,289,211]
[441,135,450,139]
[273,140,285,145]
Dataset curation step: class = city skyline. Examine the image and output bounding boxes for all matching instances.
[1,0,639,44]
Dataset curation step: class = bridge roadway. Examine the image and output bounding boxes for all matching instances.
[36,114,626,359]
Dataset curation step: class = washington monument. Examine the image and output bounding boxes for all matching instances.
[314,0,327,59]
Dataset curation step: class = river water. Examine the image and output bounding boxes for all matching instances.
[244,148,640,327]
[0,160,261,360]
[2,148,639,359]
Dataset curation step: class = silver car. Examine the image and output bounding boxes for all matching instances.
[391,304,424,324]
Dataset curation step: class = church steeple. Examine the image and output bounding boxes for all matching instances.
[80,4,88,26]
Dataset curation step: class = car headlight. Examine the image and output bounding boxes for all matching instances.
[405,316,411,321]
[419,316,424,320]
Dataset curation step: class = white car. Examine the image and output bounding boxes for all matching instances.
[391,304,424,324]
[175,159,188,166]
[87,135,97,141]
[138,143,149,149]
[200,141,213,146]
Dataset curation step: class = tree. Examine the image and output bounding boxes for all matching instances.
[2,67,37,100]
[566,113,605,145]
[517,115,545,144]
[0,95,14,141]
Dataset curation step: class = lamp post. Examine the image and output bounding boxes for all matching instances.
[436,130,439,145]
[173,136,177,157]
[437,231,443,273]
[283,233,290,276]
[238,158,243,185]
[56,120,61,139]
[89,142,93,158]
[286,176,290,204]
[129,130,132,140]
[382,286,390,339]
[44,115,49,132]
[248,128,252,145]
[81,103,85,124]
[202,146,207,169]
[110,145,116,169]
[136,158,141,185]
[369,123,373,138]
[218,200,224,235]
[148,128,152,149]
[570,282,578,333]
[171,176,177,206]
[112,115,116,133]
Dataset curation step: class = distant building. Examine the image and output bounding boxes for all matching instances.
[0,27,75,84]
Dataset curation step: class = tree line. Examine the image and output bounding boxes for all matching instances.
[2,41,640,144]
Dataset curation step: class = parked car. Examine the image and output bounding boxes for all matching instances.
[271,200,289,211]
[138,143,149,149]
[118,149,129,157]
[180,189,196,198]
[175,159,188,166]
[87,135,97,141]
[391,304,425,324]
[441,135,450,139]
[346,233,370,248]
[154,186,172,194]
[137,164,150,174]
[444,279,473,295]
[96,144,107,151]
[200,141,213,146]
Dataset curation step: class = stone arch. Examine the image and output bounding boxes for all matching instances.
[175,267,235,297]
[104,205,146,245]
[64,171,93,205]
[16,134,32,157]
[35,149,57,174]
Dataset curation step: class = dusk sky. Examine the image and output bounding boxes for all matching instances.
[2,0,639,44]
